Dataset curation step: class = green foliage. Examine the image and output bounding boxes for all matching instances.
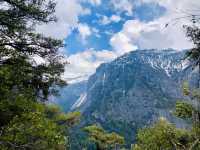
[185,26,200,65]
[45,104,81,127]
[183,82,190,96]
[133,118,191,150]
[0,96,81,149]
[184,25,200,88]
[0,112,66,150]
[134,82,200,150]
[83,124,125,150]
[175,101,193,119]
[177,83,200,124]
[0,0,74,149]
[0,0,67,101]
[55,111,81,127]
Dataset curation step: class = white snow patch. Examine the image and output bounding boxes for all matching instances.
[102,73,106,86]
[71,93,87,110]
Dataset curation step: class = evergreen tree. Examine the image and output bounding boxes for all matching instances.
[133,83,200,150]
[174,83,200,149]
[0,99,81,150]
[83,124,125,150]
[0,0,66,101]
[0,0,81,149]
[132,118,191,150]
[184,25,200,88]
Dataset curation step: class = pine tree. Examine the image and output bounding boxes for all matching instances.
[83,124,125,150]
[133,84,200,150]
[0,0,66,101]
[184,25,200,88]
[175,83,200,149]
[0,1,81,149]
[132,118,191,150]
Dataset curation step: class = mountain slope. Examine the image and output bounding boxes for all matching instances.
[81,49,196,144]
[54,49,197,147]
[50,81,87,112]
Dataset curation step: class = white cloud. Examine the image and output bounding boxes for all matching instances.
[140,0,200,12]
[87,0,101,6]
[63,49,117,83]
[36,0,90,39]
[92,27,101,38]
[63,0,199,83]
[99,16,111,25]
[110,19,193,51]
[99,15,122,25]
[110,32,138,54]
[110,15,122,22]
[77,23,92,41]
[110,0,199,51]
[110,0,134,16]
[64,42,136,83]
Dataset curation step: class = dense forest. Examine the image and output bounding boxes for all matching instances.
[0,0,200,150]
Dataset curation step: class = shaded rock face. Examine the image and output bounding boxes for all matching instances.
[50,81,87,112]
[55,49,197,145]
[81,49,196,143]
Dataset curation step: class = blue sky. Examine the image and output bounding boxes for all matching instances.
[37,0,199,83]
[65,0,166,55]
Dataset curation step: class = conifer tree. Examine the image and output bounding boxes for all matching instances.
[132,118,191,150]
[83,124,125,150]
[0,1,81,149]
[184,25,200,88]
[175,83,200,149]
[0,0,66,101]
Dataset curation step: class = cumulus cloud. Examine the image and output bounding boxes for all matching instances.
[64,42,135,83]
[77,23,92,41]
[63,49,117,83]
[36,0,90,39]
[110,32,138,54]
[110,0,198,51]
[45,0,200,83]
[140,0,200,12]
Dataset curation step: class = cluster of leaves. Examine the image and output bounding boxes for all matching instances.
[0,0,82,149]
[83,125,125,150]
[0,1,126,150]
[175,83,199,121]
[133,118,191,150]
[185,26,200,67]
[0,0,67,100]
[184,25,200,88]
[0,97,81,150]
[175,83,200,146]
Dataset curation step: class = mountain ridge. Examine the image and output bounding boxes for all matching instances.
[55,49,197,146]
[80,49,193,144]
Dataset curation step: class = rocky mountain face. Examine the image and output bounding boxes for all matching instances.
[50,81,87,112]
[56,49,198,145]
